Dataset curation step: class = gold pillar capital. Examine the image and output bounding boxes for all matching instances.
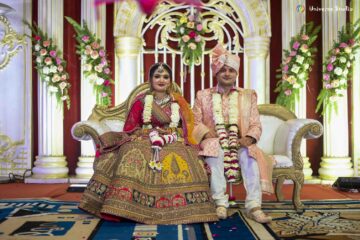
[244,36,270,58]
[115,36,142,57]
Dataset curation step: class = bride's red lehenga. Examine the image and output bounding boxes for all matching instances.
[79,93,218,224]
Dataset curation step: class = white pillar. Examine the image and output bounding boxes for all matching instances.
[243,36,270,104]
[281,0,313,181]
[71,0,106,182]
[28,0,68,182]
[351,0,360,176]
[115,36,142,104]
[319,0,353,182]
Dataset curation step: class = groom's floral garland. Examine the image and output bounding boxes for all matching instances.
[212,91,240,182]
[143,94,180,171]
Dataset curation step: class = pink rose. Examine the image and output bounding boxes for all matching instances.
[104,68,110,75]
[289,51,297,57]
[188,15,195,21]
[49,50,57,57]
[44,57,52,65]
[58,65,64,72]
[101,92,108,97]
[301,35,309,41]
[339,42,348,48]
[326,63,333,72]
[323,74,330,81]
[82,35,90,42]
[103,80,110,86]
[330,56,336,63]
[292,41,300,50]
[349,38,355,46]
[99,49,105,57]
[324,83,332,89]
[189,31,196,38]
[284,89,292,96]
[56,57,62,65]
[334,48,340,54]
[35,35,41,41]
[91,42,100,49]
[283,65,289,72]
[40,49,47,56]
[195,35,201,42]
[43,40,51,48]
[196,24,203,31]
[285,57,292,64]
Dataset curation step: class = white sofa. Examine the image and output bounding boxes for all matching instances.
[72,84,323,211]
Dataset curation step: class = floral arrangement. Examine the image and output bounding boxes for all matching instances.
[316,19,360,116]
[65,17,113,107]
[212,91,240,182]
[25,22,71,109]
[175,8,205,67]
[274,22,320,112]
[143,94,180,171]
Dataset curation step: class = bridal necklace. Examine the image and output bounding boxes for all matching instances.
[154,94,171,106]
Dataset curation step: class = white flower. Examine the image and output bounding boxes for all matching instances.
[34,44,40,51]
[334,67,343,76]
[143,95,153,126]
[96,77,105,85]
[339,57,346,63]
[52,74,61,82]
[44,76,50,82]
[349,54,354,60]
[59,82,67,90]
[43,67,50,74]
[212,93,224,124]
[228,91,238,125]
[291,65,300,74]
[180,27,185,34]
[298,72,306,80]
[295,55,304,64]
[344,47,352,53]
[169,103,180,128]
[61,95,68,101]
[293,83,301,88]
[84,64,92,71]
[339,78,347,85]
[50,65,58,73]
[36,57,42,63]
[347,62,351,68]
[88,74,97,83]
[307,52,311,56]
[342,68,348,76]
[331,80,340,88]
[94,65,103,73]
[304,63,309,70]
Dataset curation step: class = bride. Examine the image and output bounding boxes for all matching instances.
[79,62,218,224]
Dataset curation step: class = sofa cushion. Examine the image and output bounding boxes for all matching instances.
[258,115,284,155]
[101,119,124,132]
[272,155,293,168]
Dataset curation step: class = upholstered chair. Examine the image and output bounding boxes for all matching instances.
[72,85,323,212]
[257,104,323,211]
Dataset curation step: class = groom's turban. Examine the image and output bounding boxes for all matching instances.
[211,44,240,75]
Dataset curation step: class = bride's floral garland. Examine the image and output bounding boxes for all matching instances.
[143,94,180,171]
[212,92,240,182]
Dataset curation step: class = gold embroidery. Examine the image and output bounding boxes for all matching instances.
[162,153,192,184]
[117,148,147,181]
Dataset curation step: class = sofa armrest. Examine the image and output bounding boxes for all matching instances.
[71,120,112,145]
[274,119,323,169]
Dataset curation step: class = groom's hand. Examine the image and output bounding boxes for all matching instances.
[238,136,256,147]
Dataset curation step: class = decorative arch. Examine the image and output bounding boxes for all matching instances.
[113,0,271,104]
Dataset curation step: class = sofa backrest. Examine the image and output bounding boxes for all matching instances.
[258,115,285,155]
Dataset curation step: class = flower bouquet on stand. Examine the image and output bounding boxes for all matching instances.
[175,8,205,67]
[274,22,320,112]
[65,17,113,107]
[25,22,71,109]
[316,19,360,116]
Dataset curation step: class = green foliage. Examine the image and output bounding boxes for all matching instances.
[66,16,113,107]
[274,22,320,112]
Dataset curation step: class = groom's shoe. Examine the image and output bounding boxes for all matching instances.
[246,208,272,223]
[216,206,227,219]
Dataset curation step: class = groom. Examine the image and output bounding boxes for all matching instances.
[192,44,273,223]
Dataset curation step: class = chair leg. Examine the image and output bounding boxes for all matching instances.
[292,176,304,212]
[275,177,285,202]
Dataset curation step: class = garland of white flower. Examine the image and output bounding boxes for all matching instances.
[212,92,241,182]
[143,94,180,171]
